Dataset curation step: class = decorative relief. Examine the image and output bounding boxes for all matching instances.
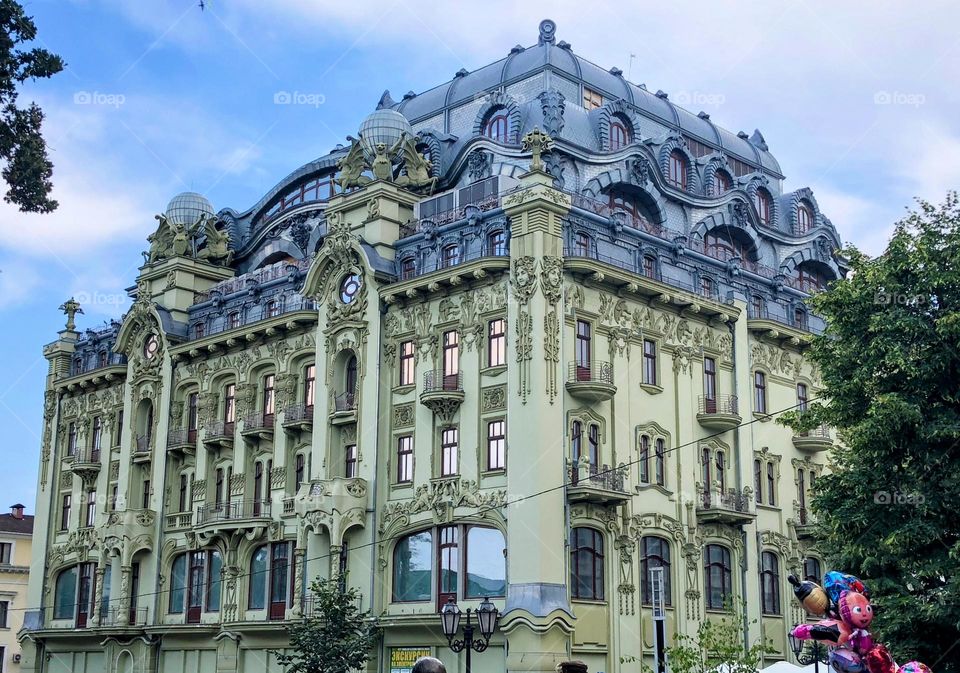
[515,311,533,404]
[544,311,560,403]
[235,383,257,418]
[192,479,207,500]
[59,472,73,489]
[270,466,285,489]
[379,478,506,535]
[229,473,244,496]
[109,461,120,480]
[394,403,415,429]
[752,342,802,378]
[481,385,506,413]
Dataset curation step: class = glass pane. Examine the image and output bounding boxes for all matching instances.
[207,552,222,611]
[465,528,506,597]
[271,544,289,604]
[249,547,268,609]
[169,555,186,614]
[393,531,433,602]
[54,567,77,619]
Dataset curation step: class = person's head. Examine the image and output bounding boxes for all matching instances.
[411,656,446,673]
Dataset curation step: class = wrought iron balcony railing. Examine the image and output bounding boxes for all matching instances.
[567,360,614,384]
[423,370,463,393]
[73,447,102,464]
[568,462,627,492]
[196,499,272,525]
[698,394,739,415]
[333,392,357,412]
[796,424,831,439]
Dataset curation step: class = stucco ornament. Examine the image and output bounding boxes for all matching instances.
[522,127,553,172]
[59,297,83,330]
[335,130,437,193]
[335,137,371,190]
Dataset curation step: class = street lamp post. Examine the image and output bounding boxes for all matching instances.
[788,631,829,673]
[440,597,500,673]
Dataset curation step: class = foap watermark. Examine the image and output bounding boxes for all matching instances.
[874,490,925,506]
[74,290,129,309]
[73,91,126,108]
[874,291,929,306]
[873,91,925,107]
[672,90,726,108]
[274,91,325,108]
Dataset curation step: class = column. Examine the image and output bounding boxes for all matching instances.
[118,564,132,626]
[91,565,107,626]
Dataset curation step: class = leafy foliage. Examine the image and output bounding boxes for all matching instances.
[782,194,960,671]
[658,600,771,673]
[273,576,380,673]
[0,0,63,212]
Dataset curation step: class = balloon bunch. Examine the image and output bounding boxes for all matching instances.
[788,571,932,673]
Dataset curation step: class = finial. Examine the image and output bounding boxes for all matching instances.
[59,297,83,331]
[521,127,554,173]
[538,19,556,46]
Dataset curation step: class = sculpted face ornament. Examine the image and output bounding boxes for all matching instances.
[339,273,362,305]
[143,334,160,360]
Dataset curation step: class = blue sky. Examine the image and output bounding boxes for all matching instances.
[1,0,958,509]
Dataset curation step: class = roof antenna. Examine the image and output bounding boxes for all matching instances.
[628,53,636,81]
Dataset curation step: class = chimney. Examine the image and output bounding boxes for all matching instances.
[10,504,24,520]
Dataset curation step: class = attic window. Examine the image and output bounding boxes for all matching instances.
[583,87,603,110]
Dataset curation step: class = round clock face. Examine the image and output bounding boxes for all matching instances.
[339,273,362,305]
[143,334,160,360]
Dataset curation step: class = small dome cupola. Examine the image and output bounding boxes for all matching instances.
[358,109,413,157]
[165,191,214,228]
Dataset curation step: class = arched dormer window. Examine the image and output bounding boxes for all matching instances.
[754,187,773,225]
[796,199,815,234]
[608,188,658,229]
[704,230,750,262]
[667,150,688,190]
[487,230,507,256]
[400,256,416,280]
[609,116,631,151]
[791,262,830,293]
[482,109,509,143]
[440,243,461,269]
[713,169,732,196]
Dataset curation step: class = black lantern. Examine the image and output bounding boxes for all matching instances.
[441,597,499,673]
[789,629,828,673]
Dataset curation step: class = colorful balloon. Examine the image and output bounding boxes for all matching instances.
[789,574,830,617]
[830,648,866,673]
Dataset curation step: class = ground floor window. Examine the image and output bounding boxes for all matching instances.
[249,541,296,620]
[169,550,222,622]
[570,527,604,600]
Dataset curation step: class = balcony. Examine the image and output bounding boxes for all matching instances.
[282,404,314,432]
[100,606,148,628]
[132,435,152,463]
[565,361,616,402]
[241,412,275,440]
[419,371,464,421]
[102,508,156,541]
[697,487,756,526]
[202,420,235,448]
[792,424,833,453]
[194,500,272,538]
[696,395,741,432]
[293,477,368,531]
[794,506,816,540]
[166,428,197,456]
[165,511,193,531]
[70,447,101,484]
[566,461,630,506]
[330,392,357,426]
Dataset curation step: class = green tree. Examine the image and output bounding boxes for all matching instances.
[273,576,380,673]
[783,193,960,671]
[0,0,63,213]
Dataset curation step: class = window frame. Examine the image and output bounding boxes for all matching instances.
[704,544,733,610]
[754,371,767,414]
[643,339,658,385]
[668,150,688,190]
[640,535,672,606]
[487,319,506,368]
[441,427,459,477]
[570,527,605,601]
[486,419,505,471]
[760,551,782,615]
[397,435,414,483]
[399,341,416,386]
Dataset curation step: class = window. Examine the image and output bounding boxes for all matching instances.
[187,392,199,440]
[215,468,225,506]
[571,421,582,467]
[483,111,509,142]
[588,424,600,468]
[442,331,459,381]
[97,351,108,368]
[668,150,687,189]
[487,420,505,471]
[399,341,416,385]
[713,170,732,196]
[179,473,190,512]
[85,489,96,527]
[570,528,604,600]
[704,544,732,610]
[700,276,714,298]
[438,526,458,605]
[754,459,763,504]
[54,565,79,619]
[655,438,665,487]
[393,530,433,601]
[797,383,809,412]
[441,427,458,476]
[142,479,150,509]
[803,557,822,584]
[609,118,630,151]
[767,462,776,506]
[115,410,123,447]
[701,447,711,490]
[254,461,265,512]
[704,357,717,404]
[169,551,222,618]
[640,536,672,605]
[294,453,306,491]
[400,257,416,280]
[223,383,236,424]
[0,543,10,564]
[705,230,749,262]
[643,255,657,279]
[797,201,814,234]
[716,451,726,492]
[67,422,77,456]
[262,373,276,419]
[194,322,205,339]
[487,230,507,256]
[266,299,281,318]
[488,319,506,367]
[303,364,316,407]
[441,244,460,268]
[248,542,296,619]
[639,435,649,484]
[754,188,772,225]
[91,416,102,454]
[0,600,7,627]
[754,371,767,414]
[797,468,806,512]
[793,308,808,329]
[397,435,413,483]
[345,444,358,477]
[751,295,764,317]
[465,527,506,597]
[643,339,657,385]
[575,320,591,377]
[228,311,241,329]
[761,551,781,615]
[60,494,71,530]
[583,87,603,110]
[573,232,591,257]
[792,264,829,293]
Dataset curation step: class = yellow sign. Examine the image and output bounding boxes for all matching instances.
[390,647,432,673]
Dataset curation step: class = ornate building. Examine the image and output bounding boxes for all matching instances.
[22,19,842,673]
[1,504,34,672]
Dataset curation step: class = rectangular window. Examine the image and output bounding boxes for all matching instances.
[488,319,506,367]
[487,420,505,471]
[797,383,808,412]
[142,480,150,510]
[295,453,306,491]
[110,484,118,512]
[575,320,591,378]
[655,438,665,487]
[263,374,276,417]
[179,473,189,513]
[85,489,96,527]
[194,322,205,339]
[224,383,236,424]
[767,463,776,506]
[0,600,7,628]
[399,341,415,386]
[0,542,11,564]
[754,459,763,504]
[91,416,103,452]
[303,364,316,407]
[441,427,458,476]
[703,357,717,404]
[754,372,767,414]
[215,468,224,506]
[639,435,649,484]
[442,330,460,378]
[187,393,199,437]
[583,86,603,110]
[60,494,71,530]
[115,410,124,447]
[229,311,241,329]
[345,444,358,478]
[643,340,657,385]
[397,435,413,483]
[67,422,77,456]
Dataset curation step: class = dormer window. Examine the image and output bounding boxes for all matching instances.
[668,150,688,190]
[583,87,603,110]
[441,244,461,269]
[482,110,509,143]
[796,200,814,234]
[609,117,630,151]
[194,323,205,339]
[573,232,591,257]
[400,257,416,280]
[713,170,732,196]
[754,188,772,225]
[487,230,507,256]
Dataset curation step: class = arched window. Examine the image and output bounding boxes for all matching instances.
[713,170,732,196]
[248,541,295,620]
[54,565,79,619]
[441,243,461,268]
[345,355,358,394]
[640,536,671,605]
[667,150,688,190]
[796,200,815,234]
[487,230,507,256]
[570,528,604,600]
[169,551,221,621]
[704,230,749,262]
[639,435,649,484]
[609,117,631,151]
[761,551,781,615]
[704,544,732,610]
[608,189,657,228]
[573,232,591,257]
[571,421,582,468]
[792,263,830,293]
[803,557,821,584]
[400,257,416,280]
[655,437,665,486]
[465,527,506,598]
[483,110,509,142]
[715,450,726,491]
[588,424,599,470]
[642,255,657,279]
[753,187,772,225]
